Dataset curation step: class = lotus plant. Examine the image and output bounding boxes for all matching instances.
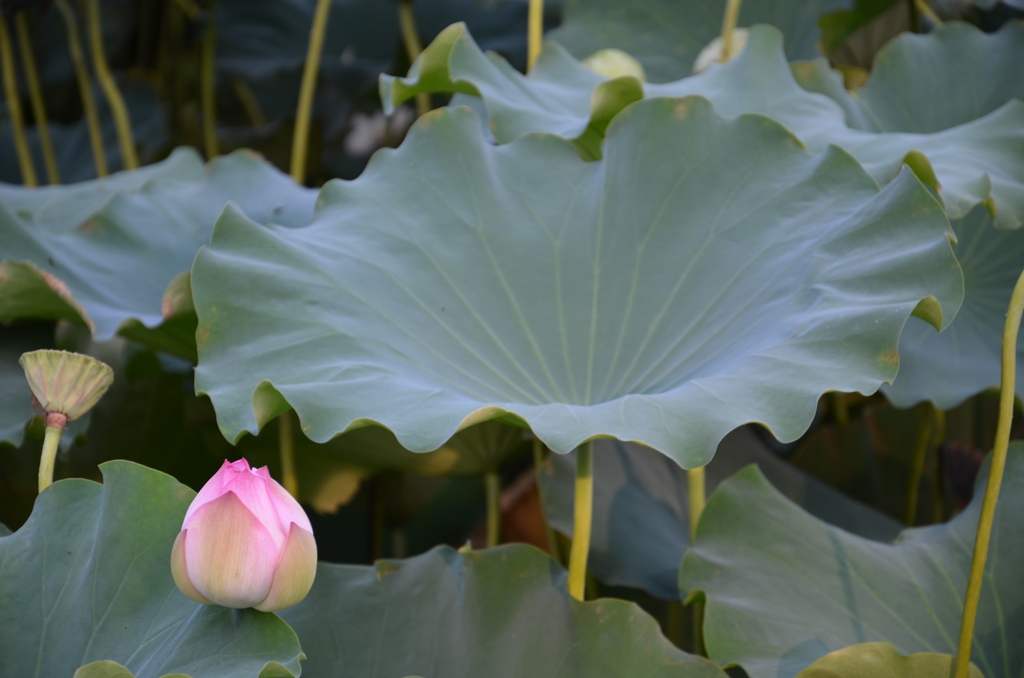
[171,458,317,612]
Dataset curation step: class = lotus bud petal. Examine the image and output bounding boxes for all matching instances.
[19,349,113,423]
[692,28,750,74]
[581,48,646,82]
[171,459,317,612]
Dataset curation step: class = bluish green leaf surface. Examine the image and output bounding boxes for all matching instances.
[278,544,726,677]
[547,0,851,83]
[0,149,316,350]
[885,205,1024,409]
[679,443,1024,678]
[193,97,961,467]
[0,461,304,678]
[538,428,902,599]
[388,23,1024,226]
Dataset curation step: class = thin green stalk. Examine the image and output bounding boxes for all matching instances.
[567,441,593,601]
[38,424,64,492]
[233,79,267,126]
[290,0,331,184]
[932,408,947,523]
[532,437,562,563]
[688,465,707,655]
[904,403,935,525]
[0,14,37,187]
[485,471,500,548]
[953,269,1024,678]
[397,0,430,117]
[85,0,138,170]
[56,0,107,176]
[170,0,201,20]
[719,0,742,62]
[15,13,59,184]
[279,410,299,499]
[915,0,942,25]
[527,0,543,70]
[200,11,219,159]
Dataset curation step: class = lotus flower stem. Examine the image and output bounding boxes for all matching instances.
[55,0,107,177]
[527,0,543,70]
[532,437,562,563]
[0,14,37,187]
[484,471,501,548]
[278,411,300,498]
[904,403,935,525]
[170,0,201,20]
[719,0,742,62]
[38,415,68,492]
[85,0,139,170]
[200,9,219,159]
[567,441,592,601]
[397,0,430,117]
[289,0,331,184]
[954,269,1024,678]
[15,13,59,184]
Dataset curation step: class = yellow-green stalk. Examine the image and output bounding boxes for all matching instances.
[85,0,138,170]
[397,0,429,116]
[719,0,742,62]
[289,0,331,184]
[953,269,1024,677]
[279,410,299,498]
[200,10,219,158]
[14,13,59,184]
[527,0,543,70]
[485,471,500,548]
[567,441,593,600]
[0,13,37,187]
[55,0,107,176]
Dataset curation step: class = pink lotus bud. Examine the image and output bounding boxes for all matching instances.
[171,459,317,612]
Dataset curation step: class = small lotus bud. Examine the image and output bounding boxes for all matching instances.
[171,459,317,612]
[582,48,646,82]
[19,349,113,424]
[692,28,750,74]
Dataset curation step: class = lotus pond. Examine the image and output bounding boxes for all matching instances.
[1,0,1023,676]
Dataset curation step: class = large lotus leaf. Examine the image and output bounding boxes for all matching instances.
[794,21,1024,134]
[885,204,1024,409]
[546,0,851,83]
[0,460,304,678]
[277,543,726,677]
[193,96,961,468]
[385,24,1024,226]
[678,443,1024,678]
[0,148,316,353]
[538,427,902,599]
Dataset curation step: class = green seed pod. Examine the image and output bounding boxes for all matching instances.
[19,349,113,424]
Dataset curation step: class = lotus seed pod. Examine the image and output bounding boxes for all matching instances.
[171,459,317,612]
[581,48,646,82]
[692,28,750,74]
[19,349,113,424]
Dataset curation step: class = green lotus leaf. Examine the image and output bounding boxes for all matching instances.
[546,0,851,83]
[0,460,303,678]
[380,22,644,160]
[794,21,1024,134]
[386,23,1024,226]
[538,428,902,599]
[885,204,1024,409]
[0,148,316,357]
[277,543,727,677]
[193,96,961,467]
[815,0,904,57]
[795,642,982,678]
[678,443,1024,678]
